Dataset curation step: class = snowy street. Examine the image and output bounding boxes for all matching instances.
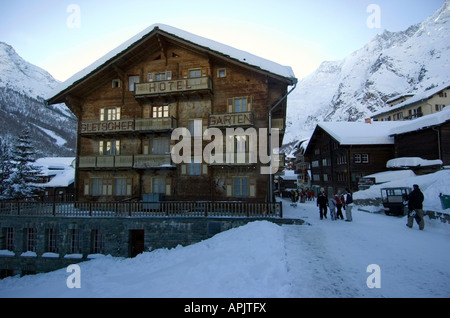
[282,198,450,298]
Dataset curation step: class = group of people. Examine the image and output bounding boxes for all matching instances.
[290,188,315,203]
[315,184,426,230]
[316,188,354,222]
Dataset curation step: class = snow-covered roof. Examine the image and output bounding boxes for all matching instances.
[389,105,450,135]
[317,121,405,145]
[279,169,298,181]
[362,170,416,184]
[34,157,75,188]
[374,81,450,117]
[386,157,443,168]
[47,24,296,100]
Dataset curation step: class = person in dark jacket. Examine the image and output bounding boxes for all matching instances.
[407,184,425,230]
[317,188,328,220]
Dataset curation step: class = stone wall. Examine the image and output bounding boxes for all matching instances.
[0,216,304,277]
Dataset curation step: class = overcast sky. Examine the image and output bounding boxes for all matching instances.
[0,0,445,82]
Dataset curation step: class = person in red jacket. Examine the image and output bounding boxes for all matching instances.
[334,190,346,220]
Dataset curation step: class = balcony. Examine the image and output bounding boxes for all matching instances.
[207,152,257,166]
[135,77,212,98]
[135,117,177,132]
[80,117,177,135]
[79,155,172,169]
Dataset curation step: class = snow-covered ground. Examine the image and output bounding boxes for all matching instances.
[0,197,449,298]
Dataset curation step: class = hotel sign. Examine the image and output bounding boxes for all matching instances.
[208,112,254,127]
[135,77,211,96]
[81,120,134,134]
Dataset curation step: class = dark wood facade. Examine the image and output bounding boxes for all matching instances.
[304,125,395,192]
[393,121,450,166]
[47,26,296,203]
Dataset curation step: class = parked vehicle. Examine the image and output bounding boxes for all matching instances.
[380,187,412,216]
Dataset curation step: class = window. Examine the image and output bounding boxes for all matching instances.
[152,178,166,194]
[436,104,445,111]
[115,179,132,196]
[112,79,121,88]
[362,154,369,164]
[129,75,140,91]
[46,229,58,253]
[91,229,105,254]
[3,227,14,251]
[100,107,121,121]
[233,178,249,198]
[149,71,172,82]
[69,229,82,254]
[354,154,369,164]
[311,160,319,168]
[25,228,37,252]
[151,138,169,155]
[99,140,121,156]
[152,105,169,118]
[235,98,247,112]
[90,179,113,196]
[217,68,226,78]
[189,69,201,78]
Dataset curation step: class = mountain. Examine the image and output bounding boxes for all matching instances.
[284,0,450,143]
[0,42,76,156]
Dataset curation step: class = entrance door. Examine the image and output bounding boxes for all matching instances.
[130,230,145,257]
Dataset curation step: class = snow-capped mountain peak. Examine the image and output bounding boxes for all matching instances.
[0,42,59,100]
[285,1,450,143]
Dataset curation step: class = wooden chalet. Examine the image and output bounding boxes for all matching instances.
[304,121,404,192]
[390,106,450,166]
[47,24,297,203]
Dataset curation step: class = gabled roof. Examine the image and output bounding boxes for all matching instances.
[315,121,405,146]
[373,81,450,117]
[389,105,450,135]
[47,24,296,104]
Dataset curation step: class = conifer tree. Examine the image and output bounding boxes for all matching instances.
[3,128,42,199]
[0,137,13,199]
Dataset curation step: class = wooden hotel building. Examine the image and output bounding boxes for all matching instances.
[47,24,296,203]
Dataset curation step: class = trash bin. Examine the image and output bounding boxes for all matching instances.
[440,194,450,210]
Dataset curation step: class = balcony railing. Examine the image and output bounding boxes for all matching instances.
[79,155,173,169]
[80,117,177,135]
[0,201,282,218]
[207,152,257,166]
[135,77,212,97]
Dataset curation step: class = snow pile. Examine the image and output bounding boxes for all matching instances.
[386,157,443,168]
[355,169,450,213]
[0,221,290,298]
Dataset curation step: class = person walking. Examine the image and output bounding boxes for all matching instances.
[328,196,337,221]
[317,188,328,220]
[345,188,354,222]
[407,184,425,230]
[335,190,345,220]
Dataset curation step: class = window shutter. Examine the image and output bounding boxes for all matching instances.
[165,178,171,196]
[166,71,172,80]
[116,107,121,120]
[126,179,132,196]
[84,180,90,195]
[148,73,153,82]
[100,108,105,121]
[247,96,252,111]
[227,98,233,113]
[181,164,187,175]
[202,164,208,176]
[226,178,232,197]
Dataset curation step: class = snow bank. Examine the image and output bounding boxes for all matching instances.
[354,169,450,213]
[0,221,290,298]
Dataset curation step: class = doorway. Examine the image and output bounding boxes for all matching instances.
[130,230,145,257]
